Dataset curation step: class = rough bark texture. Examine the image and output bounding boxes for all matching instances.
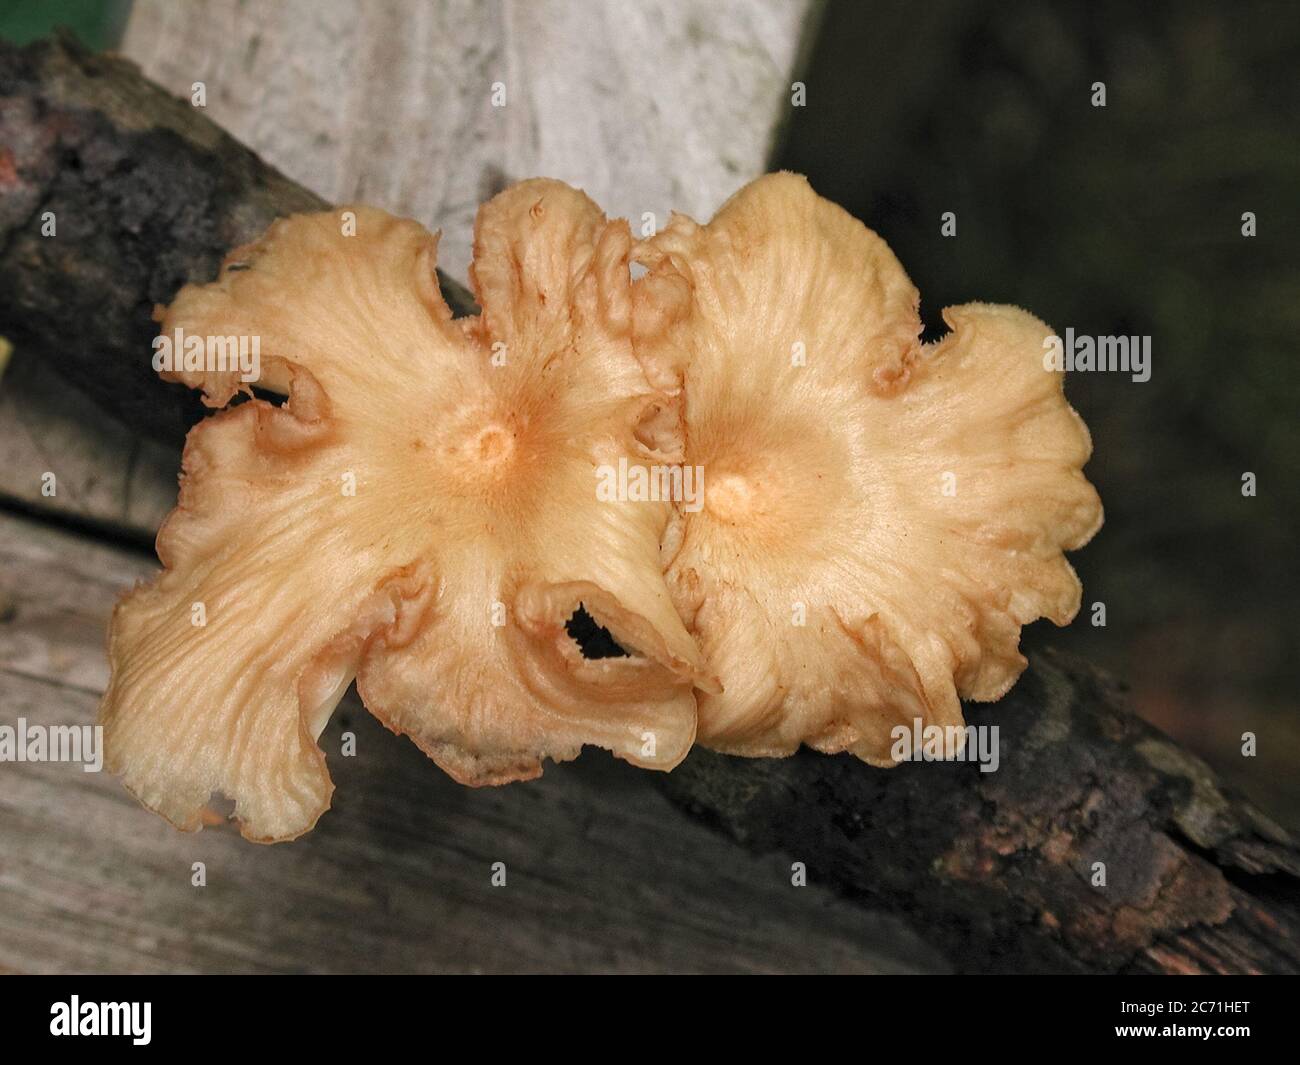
[660,649,1300,974]
[2,32,1296,976]
[0,33,473,445]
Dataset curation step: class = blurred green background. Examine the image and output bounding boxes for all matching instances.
[0,0,127,47]
[4,0,1297,825]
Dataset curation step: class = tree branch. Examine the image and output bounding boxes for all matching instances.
[661,649,1300,973]
[0,32,473,445]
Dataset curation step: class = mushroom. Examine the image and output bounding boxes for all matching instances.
[631,173,1103,764]
[99,181,712,842]
[102,172,1103,841]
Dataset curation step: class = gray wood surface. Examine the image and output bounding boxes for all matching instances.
[0,511,941,972]
[122,0,818,285]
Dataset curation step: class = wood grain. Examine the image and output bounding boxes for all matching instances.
[0,510,941,973]
[122,0,819,286]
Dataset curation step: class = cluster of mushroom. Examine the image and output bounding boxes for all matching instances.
[99,173,1102,842]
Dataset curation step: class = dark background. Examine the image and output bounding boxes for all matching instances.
[4,0,1298,826]
[775,0,1299,825]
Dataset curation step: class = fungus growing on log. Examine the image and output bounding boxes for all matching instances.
[101,172,1102,842]
[632,173,1103,765]
[100,181,711,842]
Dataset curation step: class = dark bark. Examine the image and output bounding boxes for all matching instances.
[659,649,1300,974]
[3,33,1296,975]
[0,32,474,445]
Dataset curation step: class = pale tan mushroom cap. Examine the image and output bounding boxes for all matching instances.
[100,183,709,842]
[633,172,1103,763]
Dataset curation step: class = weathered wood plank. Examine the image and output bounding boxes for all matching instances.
[123,0,818,285]
[0,510,941,973]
